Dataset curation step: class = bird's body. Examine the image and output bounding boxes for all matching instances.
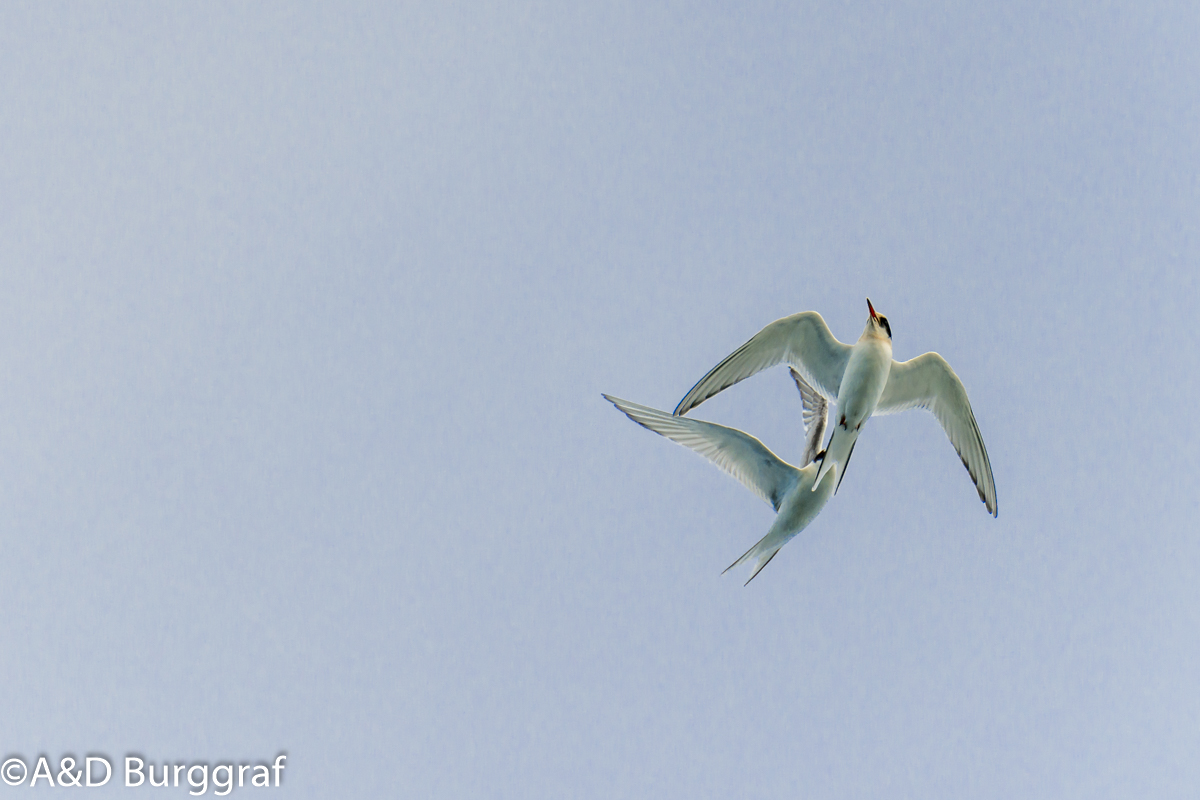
[813,308,894,490]
[605,370,835,583]
[732,461,835,582]
[675,299,997,516]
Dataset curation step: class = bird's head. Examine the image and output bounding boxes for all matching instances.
[864,298,892,340]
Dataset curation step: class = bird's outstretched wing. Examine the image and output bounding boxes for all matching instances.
[876,353,997,516]
[673,311,852,416]
[789,367,827,468]
[605,394,799,512]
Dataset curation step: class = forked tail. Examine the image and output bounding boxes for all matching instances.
[723,535,783,586]
[726,464,836,585]
[812,424,858,494]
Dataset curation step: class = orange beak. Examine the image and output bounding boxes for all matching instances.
[867,298,877,320]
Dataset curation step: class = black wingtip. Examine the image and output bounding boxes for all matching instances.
[672,390,692,416]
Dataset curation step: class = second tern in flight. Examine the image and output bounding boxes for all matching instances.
[605,371,834,584]
[673,299,997,516]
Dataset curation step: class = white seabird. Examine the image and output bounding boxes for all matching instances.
[605,371,835,584]
[673,299,997,516]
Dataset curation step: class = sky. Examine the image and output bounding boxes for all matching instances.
[1,1,1198,797]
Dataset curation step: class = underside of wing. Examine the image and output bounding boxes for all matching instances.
[605,394,799,511]
[876,352,998,517]
[673,311,852,417]
[790,367,828,468]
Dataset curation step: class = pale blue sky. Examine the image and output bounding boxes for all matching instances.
[1,2,1197,797]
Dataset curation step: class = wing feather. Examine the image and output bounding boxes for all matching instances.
[789,367,827,468]
[605,394,799,511]
[674,311,852,416]
[876,353,998,516]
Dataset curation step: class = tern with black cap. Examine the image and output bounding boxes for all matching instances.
[673,299,997,516]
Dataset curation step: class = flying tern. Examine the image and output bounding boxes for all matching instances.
[673,299,997,516]
[605,371,835,584]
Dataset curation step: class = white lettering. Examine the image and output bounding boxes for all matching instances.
[126,757,145,787]
[29,757,55,787]
[188,764,208,795]
[86,757,111,787]
[213,764,233,796]
[149,762,169,787]
[57,757,82,787]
